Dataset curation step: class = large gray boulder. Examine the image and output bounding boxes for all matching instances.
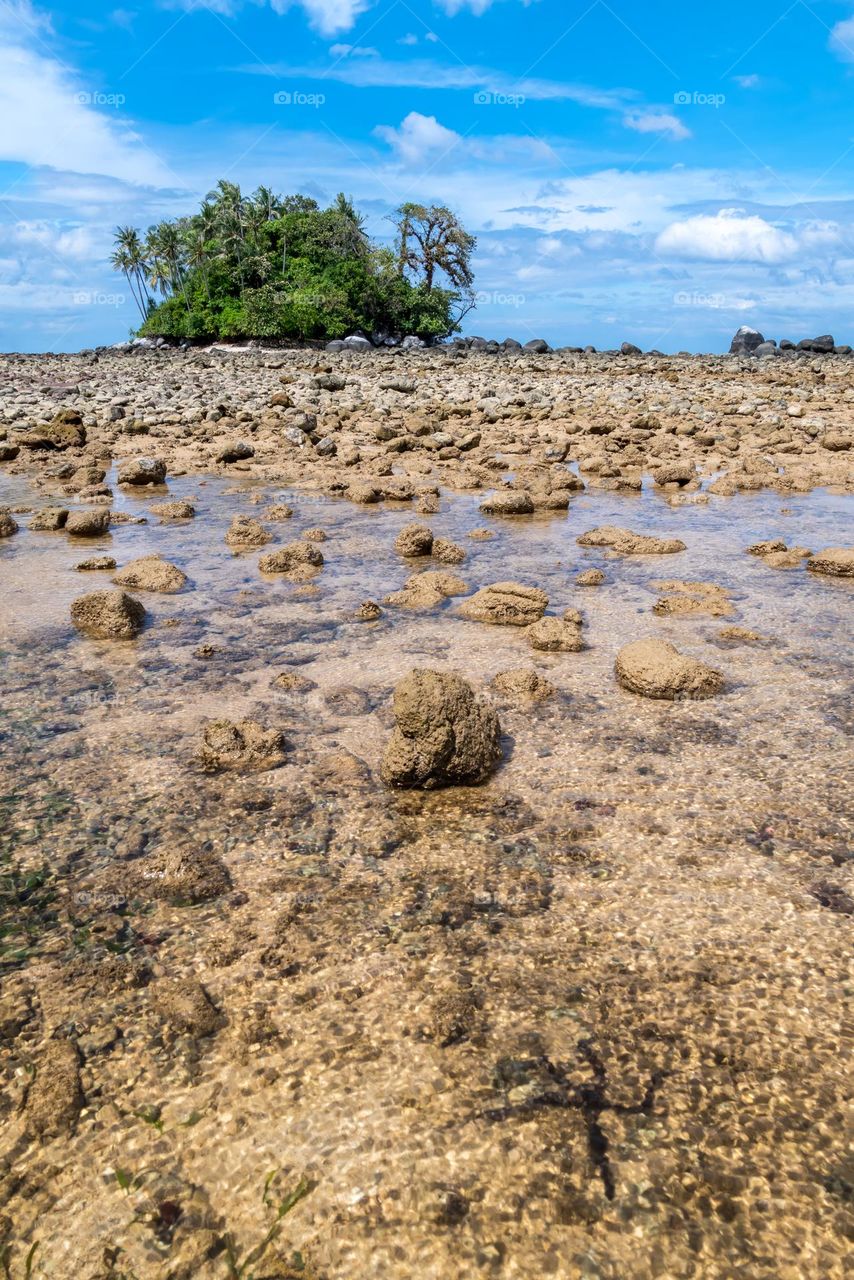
[380,669,502,789]
[729,326,765,356]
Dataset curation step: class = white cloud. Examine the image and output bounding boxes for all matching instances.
[829,15,854,62]
[374,112,462,166]
[329,42,378,57]
[0,17,175,187]
[624,111,691,142]
[655,209,799,263]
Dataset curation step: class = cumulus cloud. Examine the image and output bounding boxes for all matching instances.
[374,112,462,166]
[655,209,799,263]
[623,111,691,142]
[0,7,175,187]
[829,15,854,62]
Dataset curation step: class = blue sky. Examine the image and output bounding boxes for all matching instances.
[2,0,854,352]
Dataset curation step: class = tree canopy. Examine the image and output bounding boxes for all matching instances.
[111,186,476,344]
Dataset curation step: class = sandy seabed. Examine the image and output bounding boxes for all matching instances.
[0,346,852,1279]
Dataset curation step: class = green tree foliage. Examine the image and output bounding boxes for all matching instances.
[112,185,474,344]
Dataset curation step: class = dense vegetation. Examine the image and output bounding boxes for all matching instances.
[110,184,476,344]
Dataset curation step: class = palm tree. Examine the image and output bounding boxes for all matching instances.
[111,226,151,320]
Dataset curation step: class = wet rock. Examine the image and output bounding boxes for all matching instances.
[354,600,382,621]
[347,482,381,504]
[0,444,19,462]
[258,542,324,574]
[432,537,466,564]
[492,668,556,701]
[718,625,766,645]
[143,847,232,905]
[158,979,223,1038]
[150,499,195,520]
[807,547,854,577]
[200,720,288,773]
[272,670,317,692]
[114,555,188,593]
[459,581,548,626]
[577,525,686,555]
[395,523,434,556]
[527,615,584,652]
[652,462,696,486]
[71,589,146,640]
[18,416,86,450]
[747,539,787,556]
[29,507,68,531]
[302,527,326,542]
[324,685,372,716]
[117,456,167,485]
[615,638,725,700]
[468,528,495,541]
[25,1038,82,1137]
[576,568,605,586]
[652,581,734,618]
[0,509,18,537]
[428,990,481,1046]
[76,555,116,571]
[216,440,254,463]
[264,503,294,521]
[225,515,271,547]
[385,570,467,609]
[65,508,111,537]
[760,548,812,569]
[381,669,502,789]
[480,490,534,516]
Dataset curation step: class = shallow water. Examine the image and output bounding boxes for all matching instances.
[0,472,852,1279]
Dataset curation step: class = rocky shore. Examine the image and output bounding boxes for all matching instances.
[0,343,852,509]
[0,342,851,1280]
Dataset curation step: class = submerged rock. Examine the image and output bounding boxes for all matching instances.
[199,719,288,772]
[113,555,188,593]
[65,508,111,537]
[576,568,605,586]
[258,542,324,574]
[459,581,548,626]
[25,1039,82,1136]
[479,490,535,516]
[394,523,434,556]
[432,537,466,564]
[527,615,584,652]
[577,526,686,555]
[29,507,68,531]
[150,499,195,521]
[76,556,116,572]
[492,668,556,701]
[615,638,724,700]
[71,589,146,639]
[381,669,502,790]
[354,599,382,621]
[225,515,271,547]
[807,547,854,577]
[385,570,467,609]
[0,509,18,537]
[117,456,167,486]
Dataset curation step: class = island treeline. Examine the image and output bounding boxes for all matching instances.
[111,183,476,345]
